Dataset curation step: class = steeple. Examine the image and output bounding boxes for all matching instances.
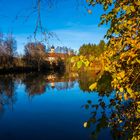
[50,46,55,53]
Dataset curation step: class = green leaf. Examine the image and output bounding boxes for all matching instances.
[77,61,83,69]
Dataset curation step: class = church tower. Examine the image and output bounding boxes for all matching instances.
[50,46,55,53]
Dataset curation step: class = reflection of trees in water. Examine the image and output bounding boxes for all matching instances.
[78,71,98,92]
[0,72,77,112]
[78,71,112,94]
[23,72,77,96]
[0,72,78,102]
[83,89,139,139]
[0,75,17,114]
[79,72,139,139]
[54,81,76,91]
[96,72,113,96]
[23,73,47,96]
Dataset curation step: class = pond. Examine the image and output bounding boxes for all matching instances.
[0,72,138,140]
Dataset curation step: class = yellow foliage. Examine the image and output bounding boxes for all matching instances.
[136,58,140,64]
[124,94,129,100]
[126,88,132,94]
[84,0,140,137]
[118,71,125,78]
[89,82,97,91]
[83,122,88,128]
[119,87,124,93]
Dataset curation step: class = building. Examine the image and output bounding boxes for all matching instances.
[45,46,68,62]
[50,45,55,53]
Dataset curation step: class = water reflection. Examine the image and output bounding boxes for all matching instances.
[78,71,98,92]
[0,72,77,95]
[0,75,17,113]
[82,72,139,140]
[0,72,78,111]
[83,94,139,139]
[0,72,139,140]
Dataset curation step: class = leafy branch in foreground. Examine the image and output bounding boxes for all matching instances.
[71,1,140,139]
[73,0,140,100]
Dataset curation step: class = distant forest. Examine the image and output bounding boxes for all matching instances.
[79,40,106,57]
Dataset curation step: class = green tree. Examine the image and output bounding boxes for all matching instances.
[79,40,106,57]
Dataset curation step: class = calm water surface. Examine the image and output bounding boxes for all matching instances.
[0,72,137,140]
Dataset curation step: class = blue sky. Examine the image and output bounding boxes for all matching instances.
[0,0,108,54]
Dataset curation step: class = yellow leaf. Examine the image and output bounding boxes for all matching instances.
[136,1,140,6]
[126,88,133,96]
[124,94,128,100]
[137,101,140,105]
[117,76,121,80]
[137,108,140,113]
[127,88,132,93]
[120,87,124,92]
[71,57,76,63]
[104,66,110,71]
[127,20,132,25]
[83,122,88,128]
[119,120,122,123]
[136,58,140,64]
[80,55,84,60]
[119,71,125,78]
[89,82,97,90]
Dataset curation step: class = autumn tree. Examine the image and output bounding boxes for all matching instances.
[0,33,17,68]
[5,34,17,66]
[24,42,47,71]
[85,0,140,95]
[79,0,140,139]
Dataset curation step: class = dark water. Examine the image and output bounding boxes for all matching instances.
[0,72,138,140]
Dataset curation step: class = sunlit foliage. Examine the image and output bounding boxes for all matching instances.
[72,0,140,103]
[86,0,140,100]
[71,0,140,139]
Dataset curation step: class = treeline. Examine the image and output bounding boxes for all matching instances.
[79,40,106,57]
[0,34,50,72]
[0,33,74,73]
[68,40,106,72]
[47,46,75,54]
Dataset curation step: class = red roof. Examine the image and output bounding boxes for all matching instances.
[47,53,68,58]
